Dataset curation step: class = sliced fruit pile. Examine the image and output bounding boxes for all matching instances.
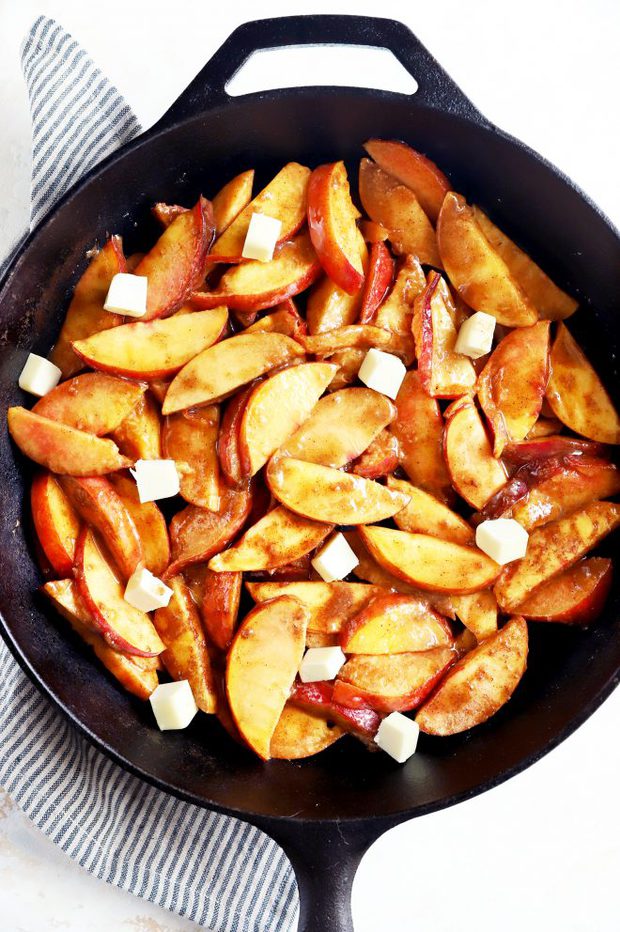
[8,140,620,764]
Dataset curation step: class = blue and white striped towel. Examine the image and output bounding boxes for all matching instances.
[0,17,297,931]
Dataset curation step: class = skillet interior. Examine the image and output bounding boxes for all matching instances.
[1,87,619,823]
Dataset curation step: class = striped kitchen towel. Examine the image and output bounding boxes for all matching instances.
[0,16,297,932]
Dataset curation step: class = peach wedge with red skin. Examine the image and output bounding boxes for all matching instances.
[153,575,217,714]
[163,406,222,510]
[239,362,337,477]
[208,505,333,573]
[352,431,399,479]
[51,236,126,378]
[363,139,451,223]
[266,457,410,525]
[478,321,551,456]
[33,373,145,435]
[60,476,144,580]
[290,680,381,742]
[443,398,507,510]
[8,408,131,476]
[358,158,440,267]
[72,307,228,380]
[335,646,456,714]
[341,594,453,654]
[193,231,321,312]
[545,323,620,444]
[437,193,538,327]
[307,161,365,295]
[137,196,214,321]
[226,596,309,760]
[108,473,170,577]
[209,162,310,263]
[217,384,255,487]
[360,525,501,594]
[271,702,343,759]
[163,332,305,414]
[111,392,162,460]
[358,242,394,323]
[167,485,253,576]
[75,529,164,657]
[386,476,475,545]
[211,169,255,234]
[416,616,528,736]
[514,557,612,624]
[31,472,81,577]
[494,501,620,612]
[246,580,385,635]
[202,569,242,651]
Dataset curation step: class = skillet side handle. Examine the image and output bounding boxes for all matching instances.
[155,14,486,130]
[260,818,396,932]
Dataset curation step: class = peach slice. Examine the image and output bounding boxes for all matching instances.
[412,272,476,398]
[443,398,507,509]
[494,501,620,611]
[201,569,242,651]
[167,485,253,576]
[502,435,605,467]
[108,473,170,577]
[335,646,455,713]
[386,476,475,545]
[60,476,143,580]
[359,219,390,243]
[31,473,81,577]
[270,702,343,759]
[226,596,308,760]
[363,139,451,223]
[163,406,222,510]
[290,680,381,742]
[341,594,453,654]
[43,579,158,700]
[352,431,399,479]
[239,362,337,477]
[51,236,125,378]
[307,161,365,294]
[360,526,501,594]
[72,306,228,379]
[478,321,550,456]
[546,323,620,443]
[358,158,440,267]
[153,575,217,713]
[306,272,364,335]
[163,332,305,414]
[193,231,321,312]
[207,505,333,572]
[8,407,131,476]
[33,374,145,435]
[358,242,394,323]
[209,162,310,263]
[246,580,384,634]
[514,557,612,624]
[451,590,498,641]
[300,324,408,357]
[75,529,164,656]
[391,370,453,503]
[137,196,214,321]
[473,207,578,320]
[217,384,256,487]
[278,387,395,468]
[416,616,528,735]
[374,255,425,364]
[111,392,162,460]
[526,417,564,439]
[325,348,366,391]
[244,300,307,340]
[437,193,538,326]
[266,457,409,525]
[212,169,255,234]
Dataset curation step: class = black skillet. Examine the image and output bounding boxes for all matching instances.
[1,15,619,932]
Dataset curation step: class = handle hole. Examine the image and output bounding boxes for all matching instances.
[225,44,418,97]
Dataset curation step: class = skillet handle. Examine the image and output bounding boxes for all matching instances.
[255,817,399,932]
[156,15,484,129]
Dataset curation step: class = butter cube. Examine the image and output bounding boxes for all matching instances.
[18,353,62,397]
[454,311,496,358]
[299,646,346,683]
[149,681,198,730]
[241,213,282,262]
[124,566,173,612]
[130,459,180,503]
[104,273,148,317]
[375,712,420,763]
[476,518,529,565]
[311,532,359,582]
[358,348,407,400]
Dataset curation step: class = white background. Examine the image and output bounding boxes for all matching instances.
[0,0,619,930]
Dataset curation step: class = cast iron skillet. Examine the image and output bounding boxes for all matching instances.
[1,15,619,931]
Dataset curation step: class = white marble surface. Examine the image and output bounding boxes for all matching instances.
[0,0,619,930]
